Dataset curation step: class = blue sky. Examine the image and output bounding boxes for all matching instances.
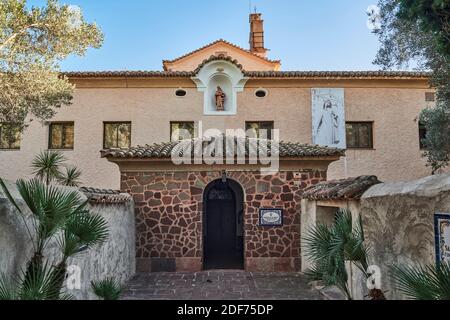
[29,0,384,71]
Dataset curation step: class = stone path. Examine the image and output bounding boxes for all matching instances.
[121,271,324,300]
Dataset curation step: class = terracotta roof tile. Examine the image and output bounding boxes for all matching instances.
[302,175,382,200]
[100,135,345,160]
[80,187,132,204]
[162,39,281,70]
[64,69,430,79]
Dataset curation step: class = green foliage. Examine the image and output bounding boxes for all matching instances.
[392,262,450,300]
[59,209,109,260]
[0,176,109,300]
[420,103,450,172]
[374,0,450,173]
[0,0,103,130]
[303,210,371,300]
[397,0,450,59]
[91,277,122,300]
[31,150,65,185]
[58,166,82,187]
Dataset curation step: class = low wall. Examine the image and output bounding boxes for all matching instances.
[0,180,136,300]
[360,173,450,300]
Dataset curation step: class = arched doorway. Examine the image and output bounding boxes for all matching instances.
[203,178,244,270]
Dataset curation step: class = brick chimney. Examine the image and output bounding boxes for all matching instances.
[249,13,267,57]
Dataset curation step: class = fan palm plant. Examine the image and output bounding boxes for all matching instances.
[303,209,376,300]
[58,166,82,187]
[31,151,65,185]
[392,262,450,300]
[0,177,109,300]
[91,277,122,300]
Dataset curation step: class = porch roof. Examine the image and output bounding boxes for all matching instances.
[100,136,345,160]
[301,175,382,201]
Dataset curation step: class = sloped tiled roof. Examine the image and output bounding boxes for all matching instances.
[80,187,132,204]
[302,175,382,200]
[64,69,430,79]
[101,135,345,159]
[162,39,281,70]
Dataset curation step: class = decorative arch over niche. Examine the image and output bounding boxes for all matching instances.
[192,59,249,116]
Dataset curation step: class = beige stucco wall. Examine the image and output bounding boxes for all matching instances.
[0,77,435,189]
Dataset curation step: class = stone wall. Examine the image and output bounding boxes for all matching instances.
[0,180,136,300]
[360,173,450,300]
[121,170,326,273]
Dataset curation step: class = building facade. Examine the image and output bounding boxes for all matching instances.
[0,12,440,273]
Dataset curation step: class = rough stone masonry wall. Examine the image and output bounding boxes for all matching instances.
[0,180,136,300]
[121,169,326,273]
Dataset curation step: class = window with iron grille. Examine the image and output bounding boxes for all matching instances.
[245,121,274,139]
[49,122,74,150]
[0,123,21,150]
[103,122,131,149]
[170,122,196,141]
[346,122,374,149]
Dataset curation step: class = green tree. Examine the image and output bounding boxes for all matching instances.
[0,0,103,134]
[373,0,450,173]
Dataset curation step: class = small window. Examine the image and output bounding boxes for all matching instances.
[103,122,131,149]
[171,122,196,141]
[175,89,187,97]
[425,92,435,102]
[346,122,374,149]
[255,89,267,98]
[0,123,21,150]
[49,122,74,150]
[419,122,427,150]
[246,121,274,139]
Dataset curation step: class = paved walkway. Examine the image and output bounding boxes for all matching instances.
[121,271,324,300]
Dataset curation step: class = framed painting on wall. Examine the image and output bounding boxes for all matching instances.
[311,88,346,149]
[434,212,450,264]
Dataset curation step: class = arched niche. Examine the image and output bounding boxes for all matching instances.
[192,60,249,116]
[206,74,233,113]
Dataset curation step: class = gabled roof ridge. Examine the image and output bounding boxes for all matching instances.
[162,39,280,70]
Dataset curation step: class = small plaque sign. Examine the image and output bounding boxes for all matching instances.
[259,209,283,227]
[434,213,450,264]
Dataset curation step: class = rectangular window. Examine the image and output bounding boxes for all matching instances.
[425,92,436,102]
[49,122,74,150]
[419,122,427,150]
[103,122,131,149]
[346,122,374,149]
[170,122,196,141]
[245,121,274,139]
[0,123,21,150]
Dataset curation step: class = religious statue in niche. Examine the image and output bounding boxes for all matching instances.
[215,86,226,111]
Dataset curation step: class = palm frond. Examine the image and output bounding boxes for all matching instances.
[18,262,62,300]
[31,151,65,185]
[91,278,122,300]
[60,211,109,259]
[58,166,82,187]
[392,262,450,300]
[0,274,18,300]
